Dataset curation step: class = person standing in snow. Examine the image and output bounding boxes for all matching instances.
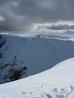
[38,34,40,38]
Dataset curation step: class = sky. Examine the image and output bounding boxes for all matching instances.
[0,0,74,32]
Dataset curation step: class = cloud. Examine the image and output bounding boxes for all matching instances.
[0,0,74,32]
[0,15,5,22]
[33,21,74,31]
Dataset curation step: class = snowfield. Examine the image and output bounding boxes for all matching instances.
[0,31,74,98]
[0,58,74,98]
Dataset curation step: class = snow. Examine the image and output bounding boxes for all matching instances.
[0,58,74,98]
[0,31,74,98]
[0,33,74,77]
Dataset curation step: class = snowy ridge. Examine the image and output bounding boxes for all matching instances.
[0,32,74,83]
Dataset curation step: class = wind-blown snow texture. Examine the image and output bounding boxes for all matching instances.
[0,31,74,98]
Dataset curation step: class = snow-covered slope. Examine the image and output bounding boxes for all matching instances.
[0,31,74,98]
[0,58,74,98]
[0,32,74,83]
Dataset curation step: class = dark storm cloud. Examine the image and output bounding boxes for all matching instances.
[13,0,74,20]
[0,0,74,32]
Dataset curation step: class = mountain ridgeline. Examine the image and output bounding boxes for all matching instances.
[0,33,74,84]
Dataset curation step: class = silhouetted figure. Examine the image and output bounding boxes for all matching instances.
[38,34,40,38]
